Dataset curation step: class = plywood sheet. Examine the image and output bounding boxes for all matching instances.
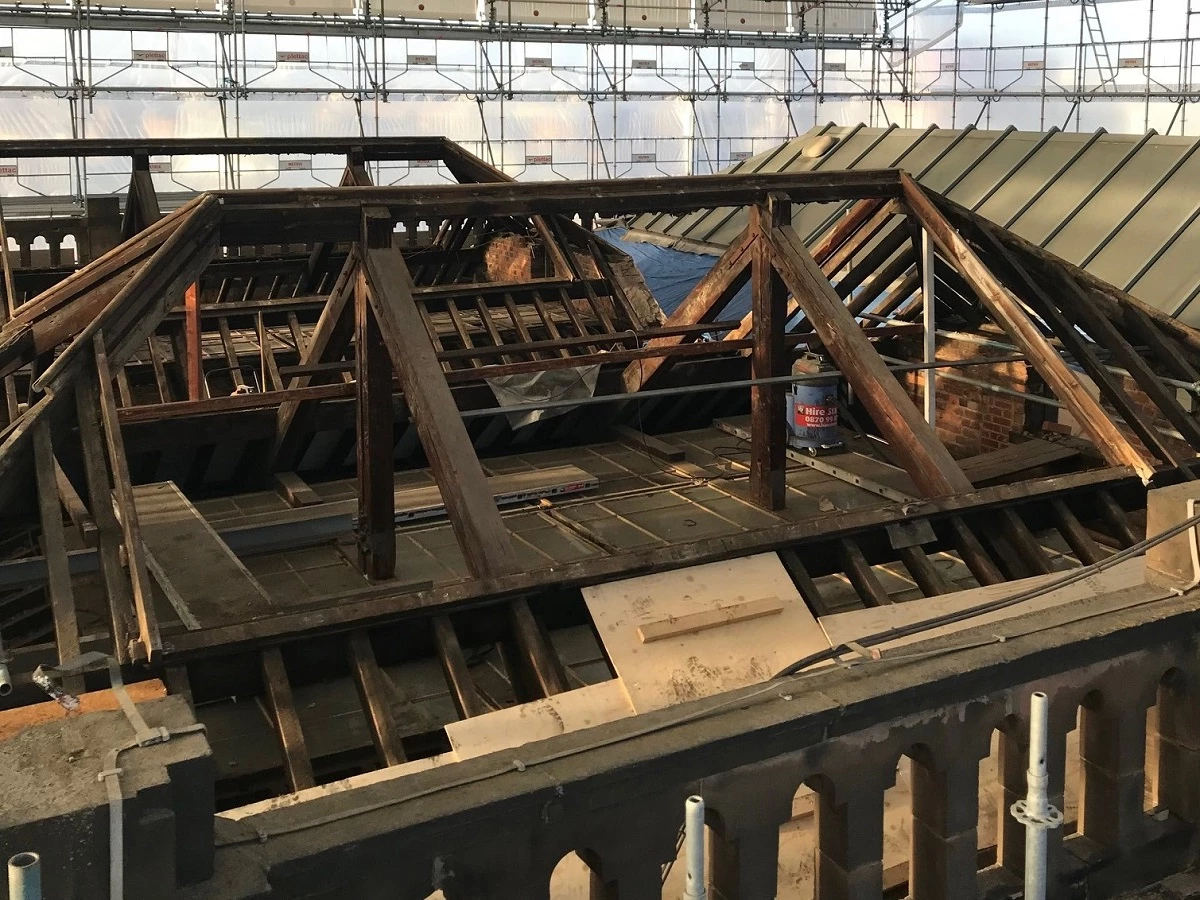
[583,552,829,712]
[134,481,276,628]
[445,680,634,760]
[819,558,1145,654]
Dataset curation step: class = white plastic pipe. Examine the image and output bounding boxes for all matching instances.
[1011,691,1062,900]
[683,795,707,900]
[922,227,936,427]
[8,852,42,900]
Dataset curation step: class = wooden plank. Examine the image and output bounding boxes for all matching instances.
[611,425,686,463]
[749,197,789,511]
[361,219,518,581]
[273,472,321,507]
[354,267,396,581]
[959,439,1081,486]
[621,225,756,391]
[0,681,166,742]
[33,422,83,694]
[75,369,138,664]
[133,481,275,628]
[766,220,974,498]
[638,596,785,643]
[583,553,829,713]
[95,334,161,661]
[260,647,316,792]
[901,175,1156,482]
[346,630,406,767]
[219,465,598,537]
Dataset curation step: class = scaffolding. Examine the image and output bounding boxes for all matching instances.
[0,0,1196,208]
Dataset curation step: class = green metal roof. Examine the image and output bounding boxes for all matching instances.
[628,124,1200,326]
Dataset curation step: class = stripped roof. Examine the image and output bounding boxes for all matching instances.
[629,125,1200,327]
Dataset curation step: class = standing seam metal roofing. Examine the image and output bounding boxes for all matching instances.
[627,125,1200,327]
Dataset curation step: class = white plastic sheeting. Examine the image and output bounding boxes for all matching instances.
[0,0,1196,204]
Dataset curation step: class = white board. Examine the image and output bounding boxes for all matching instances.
[445,680,634,760]
[583,552,830,713]
[819,558,1146,654]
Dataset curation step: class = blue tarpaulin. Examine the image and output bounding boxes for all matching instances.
[596,227,752,323]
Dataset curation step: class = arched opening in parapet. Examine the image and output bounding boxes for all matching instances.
[58,232,77,266]
[978,715,1021,865]
[778,779,820,898]
[549,849,598,899]
[28,234,49,266]
[1148,667,1189,816]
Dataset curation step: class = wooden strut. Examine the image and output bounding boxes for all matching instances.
[359,209,567,702]
[94,332,162,662]
[765,220,973,498]
[748,196,789,512]
[899,174,1157,483]
[621,224,757,392]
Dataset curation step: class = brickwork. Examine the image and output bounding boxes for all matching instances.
[900,333,1196,464]
[903,334,1029,458]
[483,233,550,282]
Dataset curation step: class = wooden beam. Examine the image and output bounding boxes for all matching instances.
[272,252,358,469]
[432,615,488,719]
[273,472,321,508]
[162,467,1140,661]
[621,225,756,392]
[75,370,138,664]
[346,630,406,767]
[897,545,956,597]
[185,282,203,401]
[33,422,83,694]
[354,264,396,581]
[960,213,1186,466]
[361,218,518,581]
[1048,266,1200,456]
[749,197,789,511]
[95,334,161,662]
[900,175,1156,483]
[840,538,891,607]
[766,221,974,497]
[260,647,316,792]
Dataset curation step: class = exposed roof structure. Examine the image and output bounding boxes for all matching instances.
[4,139,1200,898]
[630,125,1200,326]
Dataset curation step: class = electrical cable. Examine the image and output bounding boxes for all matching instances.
[775,505,1200,677]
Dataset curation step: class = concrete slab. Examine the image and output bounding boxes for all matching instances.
[0,695,214,895]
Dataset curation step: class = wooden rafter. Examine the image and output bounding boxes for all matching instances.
[900,174,1158,483]
[622,225,756,391]
[766,220,974,498]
